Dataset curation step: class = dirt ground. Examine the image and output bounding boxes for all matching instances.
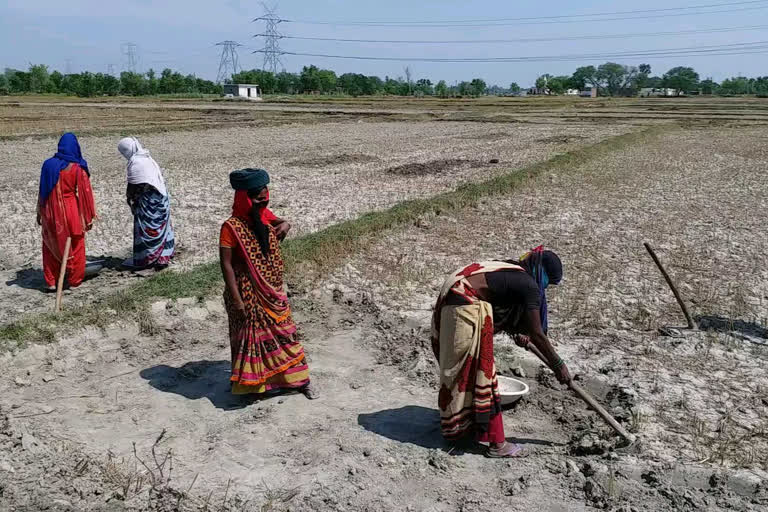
[0,117,633,322]
[1,98,768,511]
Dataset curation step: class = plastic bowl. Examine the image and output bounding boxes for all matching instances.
[497,375,530,405]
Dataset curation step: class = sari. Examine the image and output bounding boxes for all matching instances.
[39,163,96,288]
[127,183,175,268]
[431,261,525,442]
[222,215,310,395]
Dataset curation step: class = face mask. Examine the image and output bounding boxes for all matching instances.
[252,200,269,210]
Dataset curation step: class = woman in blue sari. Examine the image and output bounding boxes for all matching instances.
[118,137,175,269]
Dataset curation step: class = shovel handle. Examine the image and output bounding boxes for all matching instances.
[523,341,635,442]
[55,237,72,313]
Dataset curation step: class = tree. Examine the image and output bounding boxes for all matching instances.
[435,80,448,98]
[571,66,600,91]
[597,62,640,96]
[548,76,572,95]
[662,67,699,96]
[719,76,750,95]
[469,78,486,96]
[146,69,159,95]
[49,71,64,92]
[535,74,553,91]
[0,73,9,95]
[28,64,51,93]
[414,78,434,96]
[120,71,146,96]
[699,78,718,95]
[509,82,521,94]
[636,64,652,89]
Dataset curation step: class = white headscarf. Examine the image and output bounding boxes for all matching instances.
[118,137,168,197]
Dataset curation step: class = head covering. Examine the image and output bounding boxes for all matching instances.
[118,137,167,197]
[520,246,563,334]
[39,133,89,202]
[230,168,270,191]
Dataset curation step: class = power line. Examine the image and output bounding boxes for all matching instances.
[215,40,242,83]
[285,1,768,27]
[282,40,768,63]
[280,24,768,45]
[253,2,285,74]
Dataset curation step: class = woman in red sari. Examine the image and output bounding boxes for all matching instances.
[219,168,315,399]
[37,133,96,291]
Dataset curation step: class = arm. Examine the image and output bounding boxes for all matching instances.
[524,309,571,384]
[270,217,291,241]
[219,247,245,316]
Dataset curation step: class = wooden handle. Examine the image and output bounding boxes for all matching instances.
[643,242,695,329]
[524,341,635,442]
[55,237,72,313]
[569,381,635,442]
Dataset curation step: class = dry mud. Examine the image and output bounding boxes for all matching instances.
[0,119,632,322]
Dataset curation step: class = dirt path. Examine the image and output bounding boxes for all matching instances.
[1,294,594,511]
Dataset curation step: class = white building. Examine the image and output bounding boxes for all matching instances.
[222,84,263,100]
[639,87,677,97]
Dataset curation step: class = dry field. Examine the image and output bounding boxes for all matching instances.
[1,96,767,511]
[0,105,635,321]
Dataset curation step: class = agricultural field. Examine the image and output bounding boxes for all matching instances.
[1,95,767,511]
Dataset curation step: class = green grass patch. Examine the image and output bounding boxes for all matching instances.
[0,124,672,349]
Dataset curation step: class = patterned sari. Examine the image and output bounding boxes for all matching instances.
[431,261,524,441]
[223,216,310,395]
[128,184,175,268]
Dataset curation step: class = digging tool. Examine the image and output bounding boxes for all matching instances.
[522,340,636,444]
[55,237,71,313]
[643,242,695,330]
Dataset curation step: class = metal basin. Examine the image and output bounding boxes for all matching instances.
[498,376,530,405]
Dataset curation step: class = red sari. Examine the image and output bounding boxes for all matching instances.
[39,163,96,288]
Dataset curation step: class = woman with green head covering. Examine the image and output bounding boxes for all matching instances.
[219,168,315,399]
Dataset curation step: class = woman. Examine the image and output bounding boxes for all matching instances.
[118,137,175,269]
[219,168,315,399]
[38,133,96,291]
[431,247,570,458]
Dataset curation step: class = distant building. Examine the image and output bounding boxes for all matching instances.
[565,89,580,96]
[639,87,677,97]
[579,87,598,98]
[527,87,550,96]
[222,83,263,100]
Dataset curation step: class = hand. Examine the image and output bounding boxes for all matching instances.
[274,222,291,241]
[36,212,42,226]
[514,334,531,348]
[232,301,247,321]
[552,361,572,385]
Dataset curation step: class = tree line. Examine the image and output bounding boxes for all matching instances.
[535,63,768,97]
[231,65,490,97]
[2,62,766,98]
[0,65,221,97]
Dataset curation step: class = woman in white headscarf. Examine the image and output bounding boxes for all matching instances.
[118,137,175,269]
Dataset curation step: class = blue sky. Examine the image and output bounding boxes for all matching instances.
[1,0,765,86]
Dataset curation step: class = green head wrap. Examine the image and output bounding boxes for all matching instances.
[229,168,270,191]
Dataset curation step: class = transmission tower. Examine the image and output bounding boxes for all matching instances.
[122,43,139,73]
[215,41,242,83]
[253,2,285,74]
[107,64,116,76]
[65,59,73,75]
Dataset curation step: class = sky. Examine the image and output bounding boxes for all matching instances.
[1,0,766,86]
